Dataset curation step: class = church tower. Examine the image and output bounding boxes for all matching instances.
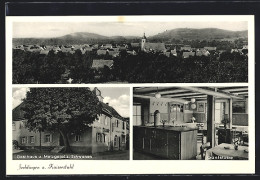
[93,87,104,102]
[141,33,147,51]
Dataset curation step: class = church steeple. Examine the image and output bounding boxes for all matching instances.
[141,32,147,51]
[142,33,147,40]
[93,87,104,102]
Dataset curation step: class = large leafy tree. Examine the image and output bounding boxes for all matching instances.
[21,88,102,153]
[38,50,66,83]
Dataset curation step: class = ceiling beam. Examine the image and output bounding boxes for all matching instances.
[235,92,248,95]
[176,95,207,99]
[177,86,244,99]
[217,86,248,91]
[134,87,183,94]
[133,94,187,104]
[163,92,203,98]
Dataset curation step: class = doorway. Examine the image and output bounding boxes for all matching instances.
[118,136,121,150]
[214,102,227,146]
[59,134,64,146]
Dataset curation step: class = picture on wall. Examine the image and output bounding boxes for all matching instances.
[197,102,205,112]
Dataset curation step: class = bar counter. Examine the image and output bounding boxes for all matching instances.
[133,125,198,160]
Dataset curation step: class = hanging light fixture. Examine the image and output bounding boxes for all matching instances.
[184,101,189,104]
[191,98,196,103]
[155,87,161,99]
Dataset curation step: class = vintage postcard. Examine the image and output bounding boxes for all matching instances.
[6,15,255,175]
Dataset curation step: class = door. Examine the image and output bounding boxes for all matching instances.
[118,136,121,150]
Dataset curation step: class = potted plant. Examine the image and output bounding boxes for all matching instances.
[233,138,241,150]
[191,117,196,123]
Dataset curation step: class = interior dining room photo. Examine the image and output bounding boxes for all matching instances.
[133,86,249,160]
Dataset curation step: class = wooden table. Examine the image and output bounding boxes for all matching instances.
[205,143,248,160]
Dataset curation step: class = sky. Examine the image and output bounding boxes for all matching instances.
[13,21,248,38]
[12,87,130,118]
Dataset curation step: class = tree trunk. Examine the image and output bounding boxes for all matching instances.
[39,130,41,151]
[59,130,72,153]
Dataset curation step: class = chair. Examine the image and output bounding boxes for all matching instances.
[200,142,211,160]
[197,132,204,144]
[242,133,248,146]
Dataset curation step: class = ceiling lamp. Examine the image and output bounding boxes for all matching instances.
[155,87,161,99]
[191,98,196,103]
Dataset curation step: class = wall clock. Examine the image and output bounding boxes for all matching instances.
[191,103,197,109]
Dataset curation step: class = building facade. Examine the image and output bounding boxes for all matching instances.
[12,88,129,154]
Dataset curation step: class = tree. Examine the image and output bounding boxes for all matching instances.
[38,50,65,83]
[21,88,102,153]
[13,50,41,84]
[100,65,112,82]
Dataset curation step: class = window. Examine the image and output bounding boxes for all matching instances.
[114,135,117,146]
[133,105,142,125]
[105,116,108,125]
[171,103,183,112]
[215,103,222,124]
[233,101,246,113]
[21,137,26,144]
[116,120,119,127]
[75,135,82,142]
[29,136,35,143]
[45,134,51,143]
[122,135,126,143]
[103,134,106,142]
[96,133,102,142]
[20,121,26,128]
[12,122,16,131]
[122,121,125,130]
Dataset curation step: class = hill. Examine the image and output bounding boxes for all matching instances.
[149,28,248,42]
[13,32,140,46]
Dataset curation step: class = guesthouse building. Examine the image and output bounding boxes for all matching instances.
[12,88,129,154]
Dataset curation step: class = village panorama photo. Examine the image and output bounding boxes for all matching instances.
[12,87,130,160]
[12,17,249,84]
